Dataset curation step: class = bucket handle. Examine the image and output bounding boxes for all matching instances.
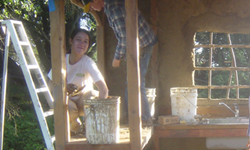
[182,94,197,108]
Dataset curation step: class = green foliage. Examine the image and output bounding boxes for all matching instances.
[0,77,53,149]
[4,110,53,150]
[0,1,96,148]
[0,0,98,71]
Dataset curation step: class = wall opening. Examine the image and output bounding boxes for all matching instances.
[193,32,250,101]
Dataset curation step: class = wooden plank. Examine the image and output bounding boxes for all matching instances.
[154,124,248,130]
[194,85,250,89]
[65,126,153,150]
[194,67,250,71]
[66,142,130,150]
[150,0,159,88]
[194,44,250,48]
[125,0,142,149]
[141,127,154,149]
[49,0,69,149]
[152,136,160,150]
[152,125,248,150]
[90,11,105,76]
[153,128,248,138]
[96,26,105,77]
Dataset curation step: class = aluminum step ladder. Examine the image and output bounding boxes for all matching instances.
[0,20,55,150]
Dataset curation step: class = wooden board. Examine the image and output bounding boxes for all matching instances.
[65,126,153,150]
[49,0,69,150]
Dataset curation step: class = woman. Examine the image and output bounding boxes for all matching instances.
[48,28,109,136]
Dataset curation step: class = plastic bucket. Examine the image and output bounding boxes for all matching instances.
[146,88,156,117]
[170,87,197,124]
[83,96,120,144]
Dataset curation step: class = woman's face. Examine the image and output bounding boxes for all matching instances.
[70,31,89,56]
[90,0,104,12]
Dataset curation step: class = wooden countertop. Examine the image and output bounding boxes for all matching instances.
[153,123,248,138]
[152,123,249,150]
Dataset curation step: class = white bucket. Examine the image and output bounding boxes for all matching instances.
[170,87,197,124]
[146,88,156,117]
[83,96,120,144]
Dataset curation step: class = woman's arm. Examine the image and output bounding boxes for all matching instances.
[94,80,109,99]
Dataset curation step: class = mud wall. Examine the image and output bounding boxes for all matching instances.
[103,0,250,149]
[104,0,250,118]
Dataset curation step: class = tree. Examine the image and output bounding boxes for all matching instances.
[0,0,97,72]
[0,1,97,148]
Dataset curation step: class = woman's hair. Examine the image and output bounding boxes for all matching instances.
[70,28,91,51]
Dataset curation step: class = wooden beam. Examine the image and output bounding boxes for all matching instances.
[154,126,248,138]
[150,0,158,88]
[90,10,105,77]
[125,0,142,150]
[96,25,105,76]
[66,142,130,150]
[153,125,248,150]
[49,0,69,149]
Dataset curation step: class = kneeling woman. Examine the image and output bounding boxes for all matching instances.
[48,28,109,136]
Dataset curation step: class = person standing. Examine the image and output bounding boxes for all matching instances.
[75,0,157,126]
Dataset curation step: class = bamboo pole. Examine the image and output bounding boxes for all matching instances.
[194,67,250,71]
[194,85,250,89]
[194,44,250,48]
[227,34,239,98]
[208,33,213,99]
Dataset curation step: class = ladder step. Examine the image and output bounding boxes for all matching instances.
[27,65,39,69]
[19,41,29,46]
[35,87,49,93]
[44,109,54,117]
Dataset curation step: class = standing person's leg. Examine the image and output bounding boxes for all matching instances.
[123,46,153,123]
[140,46,153,122]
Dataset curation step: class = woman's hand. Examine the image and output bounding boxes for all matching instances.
[95,80,109,99]
[67,83,77,95]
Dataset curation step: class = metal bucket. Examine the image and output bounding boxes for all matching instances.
[83,96,120,144]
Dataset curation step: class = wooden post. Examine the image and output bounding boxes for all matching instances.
[150,0,158,87]
[125,0,142,150]
[90,11,105,76]
[49,0,69,149]
[96,25,105,76]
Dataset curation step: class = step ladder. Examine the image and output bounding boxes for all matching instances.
[0,20,55,150]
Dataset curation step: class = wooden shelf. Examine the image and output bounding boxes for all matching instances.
[152,123,248,150]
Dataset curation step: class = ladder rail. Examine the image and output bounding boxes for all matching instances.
[0,28,10,150]
[0,20,55,150]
